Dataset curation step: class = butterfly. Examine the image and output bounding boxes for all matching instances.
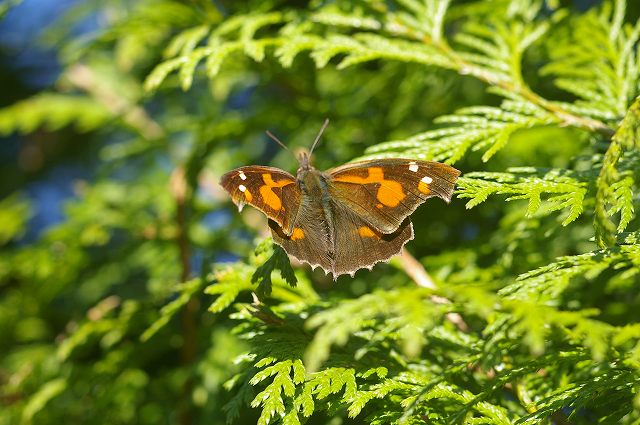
[220,120,460,279]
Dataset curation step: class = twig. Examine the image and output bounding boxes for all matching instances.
[171,168,199,425]
[400,250,469,332]
[387,19,616,139]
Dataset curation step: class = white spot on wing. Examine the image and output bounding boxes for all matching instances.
[421,176,433,184]
[239,184,247,192]
[409,163,419,172]
[239,171,247,180]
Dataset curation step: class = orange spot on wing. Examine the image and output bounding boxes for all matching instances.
[358,226,378,238]
[260,186,281,210]
[260,174,294,211]
[244,189,253,202]
[291,227,305,240]
[334,167,405,207]
[418,181,431,194]
[377,180,404,207]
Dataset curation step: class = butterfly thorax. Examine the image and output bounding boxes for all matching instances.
[296,156,331,199]
[296,160,336,256]
[296,153,326,196]
[297,166,329,196]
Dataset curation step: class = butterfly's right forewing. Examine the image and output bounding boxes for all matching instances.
[327,159,460,234]
[220,166,302,235]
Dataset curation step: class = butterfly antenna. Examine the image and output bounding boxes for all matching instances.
[309,118,329,156]
[265,130,290,151]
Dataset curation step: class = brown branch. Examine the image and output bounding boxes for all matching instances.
[400,248,436,289]
[171,168,199,425]
[386,19,615,139]
[400,250,469,332]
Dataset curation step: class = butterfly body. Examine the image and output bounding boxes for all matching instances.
[220,151,460,279]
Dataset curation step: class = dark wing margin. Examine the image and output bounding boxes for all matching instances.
[220,166,302,235]
[326,159,460,234]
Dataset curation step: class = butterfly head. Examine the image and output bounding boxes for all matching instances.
[297,150,312,170]
[296,150,315,185]
[298,118,329,171]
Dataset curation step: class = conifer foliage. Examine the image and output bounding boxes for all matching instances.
[1,1,640,424]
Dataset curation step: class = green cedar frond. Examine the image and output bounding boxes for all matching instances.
[304,287,448,372]
[518,368,636,424]
[144,12,287,91]
[220,283,488,423]
[249,359,301,425]
[456,168,587,224]
[144,1,618,139]
[206,238,317,314]
[205,264,256,313]
[609,174,636,232]
[366,98,558,163]
[542,0,640,120]
[141,277,203,341]
[618,230,640,245]
[0,94,111,135]
[454,17,551,87]
[502,243,640,302]
[251,239,297,298]
[595,96,640,246]
[163,24,210,59]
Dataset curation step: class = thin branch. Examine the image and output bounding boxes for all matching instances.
[386,18,616,139]
[400,248,436,289]
[170,167,199,425]
[400,249,469,332]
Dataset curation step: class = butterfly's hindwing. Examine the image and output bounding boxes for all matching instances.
[269,196,333,274]
[331,203,413,277]
[220,166,301,235]
[270,184,414,279]
[327,159,460,234]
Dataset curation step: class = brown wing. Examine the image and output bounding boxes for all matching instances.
[269,197,333,275]
[220,166,302,235]
[270,196,413,280]
[331,203,413,278]
[327,159,460,234]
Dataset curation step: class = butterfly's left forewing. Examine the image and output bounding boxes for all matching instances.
[327,159,460,234]
[220,166,302,235]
